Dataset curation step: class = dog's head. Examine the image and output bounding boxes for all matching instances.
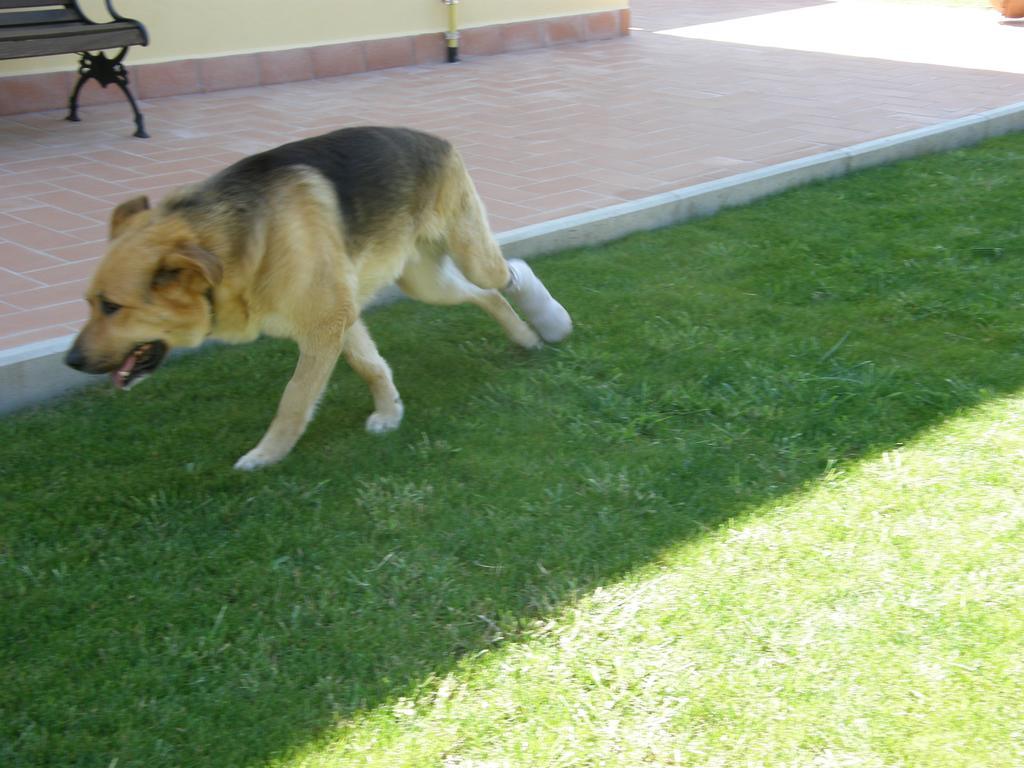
[65,196,223,390]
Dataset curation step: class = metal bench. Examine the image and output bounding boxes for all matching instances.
[0,0,149,137]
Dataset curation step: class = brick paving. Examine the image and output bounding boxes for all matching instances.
[0,0,1022,352]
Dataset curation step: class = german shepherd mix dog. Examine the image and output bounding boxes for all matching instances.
[65,127,572,469]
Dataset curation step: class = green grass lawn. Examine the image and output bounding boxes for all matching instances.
[3,132,1024,767]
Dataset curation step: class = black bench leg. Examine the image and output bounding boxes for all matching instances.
[66,49,148,139]
[114,79,148,138]
[65,74,86,123]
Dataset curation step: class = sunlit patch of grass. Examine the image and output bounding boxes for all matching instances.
[289,395,1024,767]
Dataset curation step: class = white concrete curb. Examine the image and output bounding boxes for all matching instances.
[3,101,1023,415]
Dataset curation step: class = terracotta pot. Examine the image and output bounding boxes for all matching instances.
[991,0,1024,18]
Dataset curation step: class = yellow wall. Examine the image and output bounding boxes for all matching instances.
[1,0,627,76]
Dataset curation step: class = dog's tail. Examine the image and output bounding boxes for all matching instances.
[436,148,511,291]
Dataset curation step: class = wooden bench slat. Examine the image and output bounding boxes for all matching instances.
[0,1,70,9]
[0,20,140,40]
[0,24,143,58]
[0,9,79,26]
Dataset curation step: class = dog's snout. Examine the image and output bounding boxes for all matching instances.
[64,343,87,371]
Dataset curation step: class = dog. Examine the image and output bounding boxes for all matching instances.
[65,126,572,469]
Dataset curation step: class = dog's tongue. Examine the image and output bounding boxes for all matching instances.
[112,353,136,390]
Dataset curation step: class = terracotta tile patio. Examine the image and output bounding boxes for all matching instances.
[0,0,1022,354]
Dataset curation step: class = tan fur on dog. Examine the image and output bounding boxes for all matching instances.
[66,127,556,469]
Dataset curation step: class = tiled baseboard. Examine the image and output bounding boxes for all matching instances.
[0,9,629,116]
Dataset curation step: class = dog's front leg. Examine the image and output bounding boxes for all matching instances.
[343,319,404,434]
[234,336,344,470]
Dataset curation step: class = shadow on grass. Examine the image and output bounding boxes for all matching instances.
[3,135,1023,766]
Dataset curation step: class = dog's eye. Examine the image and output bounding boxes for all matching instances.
[99,299,122,317]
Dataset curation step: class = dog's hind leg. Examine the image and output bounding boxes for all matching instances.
[442,160,572,343]
[234,318,349,471]
[399,253,541,349]
[343,318,404,433]
[445,210,510,291]
[448,217,573,343]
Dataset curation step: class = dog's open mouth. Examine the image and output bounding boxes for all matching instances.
[113,341,168,390]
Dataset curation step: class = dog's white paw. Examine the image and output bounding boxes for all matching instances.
[234,448,281,471]
[366,406,403,434]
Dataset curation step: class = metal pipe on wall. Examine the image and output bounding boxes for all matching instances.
[443,0,459,62]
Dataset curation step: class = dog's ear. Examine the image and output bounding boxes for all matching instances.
[152,244,223,294]
[110,196,151,239]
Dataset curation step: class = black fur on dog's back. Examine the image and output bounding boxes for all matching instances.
[171,127,454,241]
